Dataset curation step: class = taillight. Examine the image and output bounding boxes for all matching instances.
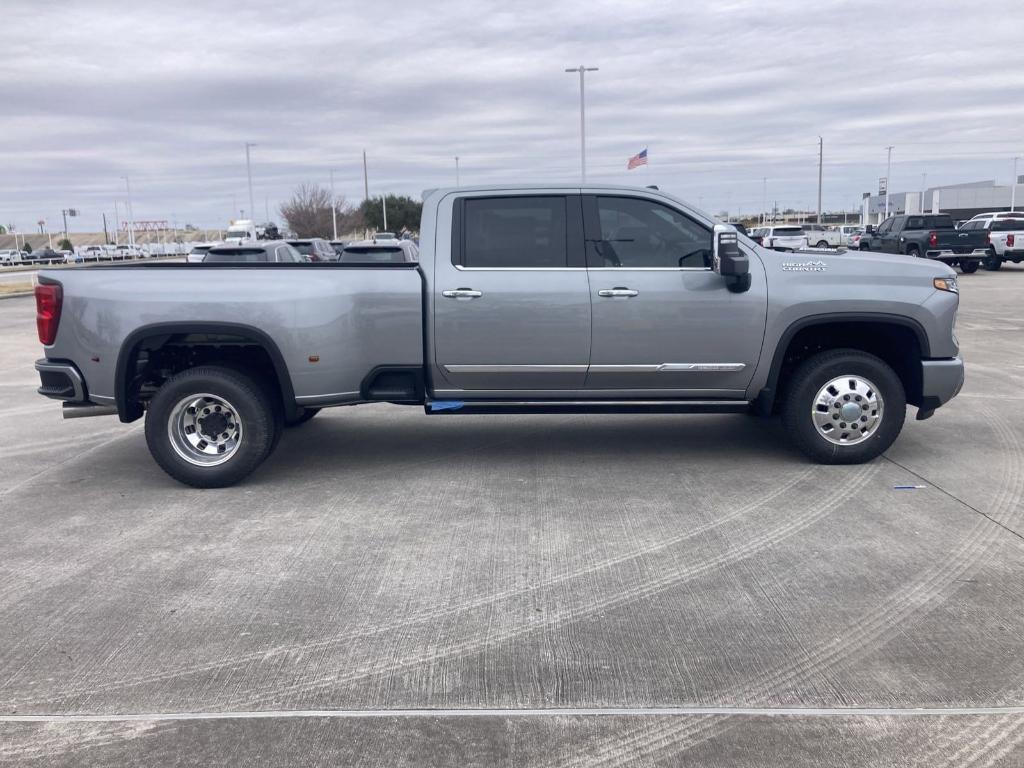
[986,231,991,244]
[1008,234,1015,247]
[928,231,938,248]
[35,283,62,345]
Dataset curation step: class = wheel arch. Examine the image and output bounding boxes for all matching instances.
[114,322,297,423]
[755,313,930,415]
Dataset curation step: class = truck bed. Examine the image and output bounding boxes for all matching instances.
[39,263,425,409]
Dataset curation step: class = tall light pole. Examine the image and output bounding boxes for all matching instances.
[816,136,823,224]
[920,173,927,213]
[1012,156,1020,212]
[329,169,338,240]
[122,176,135,247]
[245,143,257,224]
[565,65,598,183]
[455,156,460,186]
[884,146,894,219]
[761,177,767,225]
[362,150,369,201]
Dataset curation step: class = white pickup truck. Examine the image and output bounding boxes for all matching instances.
[976,218,1024,271]
[801,224,843,249]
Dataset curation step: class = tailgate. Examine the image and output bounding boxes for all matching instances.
[935,230,986,252]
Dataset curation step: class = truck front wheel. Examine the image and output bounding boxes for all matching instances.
[781,349,905,464]
[144,366,277,488]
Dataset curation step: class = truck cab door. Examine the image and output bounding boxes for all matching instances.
[582,194,767,396]
[879,217,904,253]
[431,193,592,395]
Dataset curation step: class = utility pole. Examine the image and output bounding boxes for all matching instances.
[816,136,823,224]
[329,169,338,240]
[245,143,256,224]
[565,65,598,183]
[382,195,388,231]
[362,150,369,201]
[455,156,460,186]
[761,177,767,225]
[114,200,121,246]
[1012,157,1020,212]
[920,173,927,213]
[122,176,135,247]
[884,146,894,219]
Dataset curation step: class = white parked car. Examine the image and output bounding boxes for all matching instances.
[751,225,808,251]
[186,243,219,263]
[967,210,1024,226]
[113,244,144,260]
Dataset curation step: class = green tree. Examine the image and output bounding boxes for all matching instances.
[58,237,73,251]
[358,195,422,235]
[23,241,32,253]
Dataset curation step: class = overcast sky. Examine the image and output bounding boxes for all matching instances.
[3,0,1023,233]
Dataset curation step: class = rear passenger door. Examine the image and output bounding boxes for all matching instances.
[432,193,592,393]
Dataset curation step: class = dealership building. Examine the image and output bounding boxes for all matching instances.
[861,178,1024,225]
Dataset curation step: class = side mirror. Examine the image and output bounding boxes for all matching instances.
[713,225,751,293]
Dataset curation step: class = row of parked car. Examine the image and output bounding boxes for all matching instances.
[746,223,862,251]
[185,234,420,264]
[0,242,192,266]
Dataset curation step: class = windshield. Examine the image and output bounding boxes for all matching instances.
[288,242,315,255]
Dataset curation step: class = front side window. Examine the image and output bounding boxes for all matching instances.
[461,196,567,268]
[876,219,893,234]
[593,196,711,268]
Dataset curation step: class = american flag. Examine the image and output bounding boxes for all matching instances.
[627,148,648,170]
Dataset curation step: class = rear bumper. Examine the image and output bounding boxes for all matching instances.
[35,359,87,403]
[924,248,987,260]
[919,357,964,413]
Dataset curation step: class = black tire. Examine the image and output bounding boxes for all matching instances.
[859,242,870,251]
[815,240,829,249]
[959,260,979,274]
[781,349,906,464]
[982,250,1002,271]
[144,366,277,488]
[906,245,920,258]
[285,407,320,427]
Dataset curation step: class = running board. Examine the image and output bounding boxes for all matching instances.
[425,400,751,415]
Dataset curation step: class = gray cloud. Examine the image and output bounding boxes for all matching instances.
[2,0,1023,232]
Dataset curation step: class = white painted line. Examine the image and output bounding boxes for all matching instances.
[4,706,1024,723]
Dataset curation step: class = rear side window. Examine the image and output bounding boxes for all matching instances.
[204,248,268,262]
[772,226,803,236]
[924,215,955,229]
[461,196,567,268]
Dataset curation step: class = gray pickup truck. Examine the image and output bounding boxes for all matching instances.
[33,185,964,487]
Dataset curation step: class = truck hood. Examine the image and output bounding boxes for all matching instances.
[758,246,956,279]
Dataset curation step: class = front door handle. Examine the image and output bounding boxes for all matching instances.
[598,287,639,298]
[442,288,483,299]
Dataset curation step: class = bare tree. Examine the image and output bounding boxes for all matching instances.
[279,183,362,238]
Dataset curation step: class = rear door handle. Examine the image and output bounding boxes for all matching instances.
[442,288,483,299]
[598,287,639,298]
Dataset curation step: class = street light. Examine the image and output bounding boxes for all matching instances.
[245,143,257,224]
[329,168,337,240]
[121,176,136,247]
[61,208,78,244]
[565,65,598,182]
[884,146,894,219]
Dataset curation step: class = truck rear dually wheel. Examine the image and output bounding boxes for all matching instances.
[781,349,905,464]
[145,366,277,488]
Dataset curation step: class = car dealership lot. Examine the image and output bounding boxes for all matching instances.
[1,270,1023,766]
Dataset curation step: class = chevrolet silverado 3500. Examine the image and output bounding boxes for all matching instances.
[34,185,964,487]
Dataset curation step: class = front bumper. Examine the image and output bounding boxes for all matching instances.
[35,359,87,402]
[918,356,965,416]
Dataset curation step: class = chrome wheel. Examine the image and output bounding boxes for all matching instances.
[811,375,883,446]
[167,393,243,467]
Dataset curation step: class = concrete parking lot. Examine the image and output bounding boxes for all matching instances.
[1,268,1023,766]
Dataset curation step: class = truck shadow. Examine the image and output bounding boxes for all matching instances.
[261,411,803,481]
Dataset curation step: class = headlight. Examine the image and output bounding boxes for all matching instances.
[933,277,958,294]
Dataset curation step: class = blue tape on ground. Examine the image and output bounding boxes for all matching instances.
[430,400,465,412]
